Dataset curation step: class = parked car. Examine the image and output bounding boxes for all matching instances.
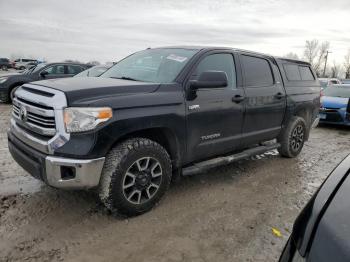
[7,47,320,216]
[0,58,12,70]
[13,58,39,70]
[74,65,111,77]
[341,79,350,84]
[319,85,350,126]
[279,154,350,262]
[318,78,341,89]
[0,62,90,103]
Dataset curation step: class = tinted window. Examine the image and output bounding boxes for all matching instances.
[283,64,301,81]
[67,65,84,74]
[45,65,65,75]
[241,55,273,87]
[299,66,314,80]
[194,53,236,88]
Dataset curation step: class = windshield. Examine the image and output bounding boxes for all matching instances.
[101,48,198,83]
[323,86,350,98]
[22,63,47,74]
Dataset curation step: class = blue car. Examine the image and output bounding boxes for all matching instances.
[319,85,350,125]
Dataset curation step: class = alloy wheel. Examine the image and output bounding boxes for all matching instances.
[122,157,163,205]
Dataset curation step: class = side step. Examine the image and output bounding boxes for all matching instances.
[182,143,280,176]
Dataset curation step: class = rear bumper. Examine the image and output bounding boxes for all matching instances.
[319,111,350,126]
[8,131,105,189]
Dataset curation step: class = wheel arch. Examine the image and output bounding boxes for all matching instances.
[293,106,313,140]
[108,127,182,170]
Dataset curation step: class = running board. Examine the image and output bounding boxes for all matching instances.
[182,143,280,176]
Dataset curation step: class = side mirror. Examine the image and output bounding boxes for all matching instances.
[190,71,228,89]
[40,71,49,77]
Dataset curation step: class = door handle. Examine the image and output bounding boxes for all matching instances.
[274,92,285,99]
[232,95,245,103]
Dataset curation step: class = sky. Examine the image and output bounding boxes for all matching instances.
[0,0,349,64]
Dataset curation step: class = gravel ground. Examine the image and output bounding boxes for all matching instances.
[0,102,349,262]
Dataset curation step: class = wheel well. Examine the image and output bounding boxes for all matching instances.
[294,108,312,139]
[111,128,181,169]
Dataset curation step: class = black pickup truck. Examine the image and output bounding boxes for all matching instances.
[8,46,320,216]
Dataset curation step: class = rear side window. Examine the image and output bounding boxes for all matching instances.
[283,64,301,80]
[283,64,315,81]
[241,55,274,87]
[299,66,315,80]
[193,53,236,89]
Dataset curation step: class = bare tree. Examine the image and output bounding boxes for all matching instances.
[344,49,350,79]
[330,61,341,78]
[284,52,299,60]
[303,40,319,64]
[303,39,330,77]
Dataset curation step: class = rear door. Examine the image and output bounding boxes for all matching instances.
[239,53,286,146]
[185,51,245,162]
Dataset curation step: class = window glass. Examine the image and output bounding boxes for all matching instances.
[283,64,301,81]
[193,53,236,88]
[242,55,274,87]
[45,65,65,75]
[67,65,84,74]
[299,66,314,80]
[101,48,197,83]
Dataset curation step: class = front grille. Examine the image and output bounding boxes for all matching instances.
[12,94,56,138]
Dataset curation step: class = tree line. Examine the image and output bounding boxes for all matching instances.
[284,39,350,79]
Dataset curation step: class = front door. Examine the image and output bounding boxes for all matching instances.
[185,52,245,163]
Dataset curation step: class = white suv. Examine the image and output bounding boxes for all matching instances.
[13,58,38,70]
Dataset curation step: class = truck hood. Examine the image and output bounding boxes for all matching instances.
[31,77,160,105]
[321,96,349,109]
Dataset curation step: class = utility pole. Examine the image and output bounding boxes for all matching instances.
[323,51,331,77]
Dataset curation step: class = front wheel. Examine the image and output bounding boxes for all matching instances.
[278,116,307,158]
[98,138,172,217]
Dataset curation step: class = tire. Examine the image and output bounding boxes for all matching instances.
[278,116,307,158]
[1,65,7,71]
[98,138,172,217]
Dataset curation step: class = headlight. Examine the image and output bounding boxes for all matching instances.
[0,77,8,84]
[63,107,113,133]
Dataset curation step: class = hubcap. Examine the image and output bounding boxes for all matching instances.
[290,124,304,151]
[122,157,162,205]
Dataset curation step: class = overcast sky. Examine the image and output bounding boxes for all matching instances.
[0,0,349,64]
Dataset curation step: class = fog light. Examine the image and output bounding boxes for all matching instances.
[60,166,76,180]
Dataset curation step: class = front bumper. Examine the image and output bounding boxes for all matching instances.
[8,131,105,189]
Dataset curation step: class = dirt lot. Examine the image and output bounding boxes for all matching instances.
[0,102,349,262]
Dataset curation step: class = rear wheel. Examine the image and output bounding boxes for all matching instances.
[98,138,172,217]
[278,116,307,158]
[1,65,7,71]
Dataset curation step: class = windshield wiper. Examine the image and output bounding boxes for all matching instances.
[111,76,139,81]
